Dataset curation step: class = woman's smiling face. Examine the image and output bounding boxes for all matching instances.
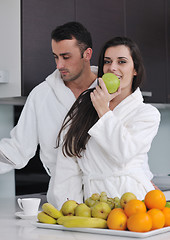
[103,45,137,93]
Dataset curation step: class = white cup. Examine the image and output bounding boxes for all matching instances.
[17,198,41,216]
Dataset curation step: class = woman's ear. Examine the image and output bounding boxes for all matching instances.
[133,69,137,76]
[83,48,93,61]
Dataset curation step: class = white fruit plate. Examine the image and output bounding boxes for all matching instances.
[31,221,170,238]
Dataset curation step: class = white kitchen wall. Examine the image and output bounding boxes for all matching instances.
[0,0,20,197]
[148,107,170,175]
[0,0,21,97]
[0,105,15,197]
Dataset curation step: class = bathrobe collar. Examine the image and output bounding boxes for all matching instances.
[46,66,98,111]
[113,88,144,119]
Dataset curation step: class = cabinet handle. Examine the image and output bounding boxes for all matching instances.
[142,91,152,97]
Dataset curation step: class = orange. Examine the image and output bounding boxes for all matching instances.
[147,208,165,230]
[144,190,166,210]
[124,199,146,217]
[162,207,170,227]
[107,208,127,230]
[127,212,152,232]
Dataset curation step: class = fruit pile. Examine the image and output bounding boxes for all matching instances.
[37,190,170,232]
[107,190,170,232]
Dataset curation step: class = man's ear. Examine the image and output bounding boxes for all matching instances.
[83,48,93,61]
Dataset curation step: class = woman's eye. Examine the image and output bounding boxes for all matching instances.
[104,60,111,64]
[119,60,126,64]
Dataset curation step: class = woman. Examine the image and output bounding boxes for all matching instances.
[49,37,160,209]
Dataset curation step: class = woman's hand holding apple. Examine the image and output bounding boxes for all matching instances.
[90,78,121,118]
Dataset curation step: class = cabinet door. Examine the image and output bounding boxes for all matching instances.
[167,0,170,103]
[126,0,167,103]
[21,0,75,96]
[75,0,125,65]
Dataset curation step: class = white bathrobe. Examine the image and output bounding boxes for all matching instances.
[0,67,97,202]
[52,88,160,209]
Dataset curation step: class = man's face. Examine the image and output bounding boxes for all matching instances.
[52,38,85,82]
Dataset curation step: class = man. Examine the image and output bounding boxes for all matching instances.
[0,22,97,203]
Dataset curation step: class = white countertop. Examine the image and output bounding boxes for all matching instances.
[0,192,170,240]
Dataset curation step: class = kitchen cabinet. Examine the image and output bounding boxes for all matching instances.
[22,0,125,92]
[126,0,167,103]
[21,0,75,96]
[20,0,169,103]
[75,0,125,65]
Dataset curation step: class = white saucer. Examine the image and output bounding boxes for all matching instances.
[15,211,39,220]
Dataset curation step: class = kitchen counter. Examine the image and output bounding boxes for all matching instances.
[0,192,170,240]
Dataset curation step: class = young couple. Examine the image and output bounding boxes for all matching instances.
[0,22,160,208]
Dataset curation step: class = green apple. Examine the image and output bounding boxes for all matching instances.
[102,73,120,93]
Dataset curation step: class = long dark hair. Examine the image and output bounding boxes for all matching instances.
[57,88,98,157]
[57,37,145,157]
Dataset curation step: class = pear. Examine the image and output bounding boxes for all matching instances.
[91,193,100,201]
[85,197,97,207]
[120,192,137,209]
[75,203,91,217]
[91,202,111,220]
[60,200,78,216]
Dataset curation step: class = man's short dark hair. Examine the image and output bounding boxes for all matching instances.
[51,22,92,55]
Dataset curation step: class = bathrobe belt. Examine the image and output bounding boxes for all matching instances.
[82,169,154,196]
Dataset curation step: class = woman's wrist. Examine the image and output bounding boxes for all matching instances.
[97,107,110,118]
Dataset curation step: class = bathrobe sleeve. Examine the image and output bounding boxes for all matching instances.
[0,91,39,173]
[88,104,160,165]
